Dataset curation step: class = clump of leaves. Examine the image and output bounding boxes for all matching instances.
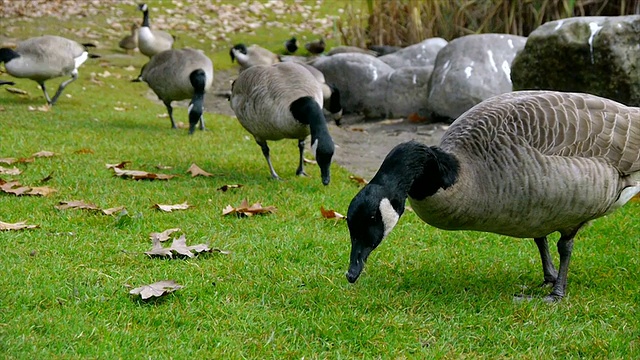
[0,220,38,230]
[55,200,125,215]
[0,179,57,196]
[222,198,277,217]
[129,280,183,300]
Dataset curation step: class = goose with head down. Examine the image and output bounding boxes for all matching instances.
[346,90,640,302]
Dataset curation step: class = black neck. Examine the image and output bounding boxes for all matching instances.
[141,10,150,28]
[0,48,19,63]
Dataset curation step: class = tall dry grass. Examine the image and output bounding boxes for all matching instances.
[338,0,640,47]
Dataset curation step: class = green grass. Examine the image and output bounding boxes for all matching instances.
[1,1,639,358]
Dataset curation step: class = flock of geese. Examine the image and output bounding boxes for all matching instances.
[2,3,640,302]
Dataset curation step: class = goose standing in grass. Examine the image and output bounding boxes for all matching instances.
[229,43,280,71]
[135,48,213,134]
[305,38,325,55]
[285,37,298,54]
[119,23,139,55]
[0,35,98,105]
[346,91,640,302]
[137,3,174,58]
[230,62,335,185]
[298,63,342,125]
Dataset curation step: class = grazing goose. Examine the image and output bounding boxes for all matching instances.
[285,37,298,54]
[137,3,174,58]
[119,23,139,55]
[305,38,325,55]
[0,35,98,105]
[230,62,335,185]
[298,63,342,125]
[136,48,213,134]
[346,90,640,302]
[229,43,280,71]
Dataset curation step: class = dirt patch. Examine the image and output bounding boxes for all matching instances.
[205,69,448,180]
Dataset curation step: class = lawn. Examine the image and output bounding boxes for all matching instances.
[1,1,638,358]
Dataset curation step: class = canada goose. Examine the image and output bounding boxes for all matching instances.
[0,35,98,105]
[298,63,342,125]
[136,48,213,134]
[285,37,298,54]
[305,38,325,55]
[345,90,640,302]
[137,3,174,58]
[119,23,139,55]
[230,62,335,185]
[229,43,280,71]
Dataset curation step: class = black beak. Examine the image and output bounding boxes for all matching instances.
[346,241,372,283]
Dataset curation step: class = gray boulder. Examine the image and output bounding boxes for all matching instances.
[378,37,448,69]
[511,15,640,106]
[426,34,527,121]
[312,53,433,119]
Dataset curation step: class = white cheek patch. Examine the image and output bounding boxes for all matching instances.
[311,138,318,158]
[379,198,399,239]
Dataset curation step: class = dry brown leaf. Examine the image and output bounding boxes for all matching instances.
[149,228,181,242]
[0,180,54,196]
[55,200,100,211]
[169,235,196,258]
[186,163,213,177]
[32,150,56,158]
[27,186,57,196]
[74,148,94,154]
[0,157,34,165]
[349,175,369,185]
[105,161,131,169]
[129,280,182,300]
[320,206,346,220]
[145,236,174,258]
[112,167,176,180]
[153,202,191,212]
[0,166,21,175]
[222,198,276,217]
[0,220,38,230]
[102,206,126,215]
[217,184,243,192]
[5,87,27,95]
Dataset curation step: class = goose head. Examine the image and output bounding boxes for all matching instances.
[0,47,19,64]
[229,43,248,63]
[137,3,148,12]
[346,185,404,283]
[285,37,298,54]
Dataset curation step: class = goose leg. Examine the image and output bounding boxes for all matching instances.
[199,114,205,131]
[296,139,308,177]
[534,237,557,286]
[163,101,177,129]
[50,72,78,105]
[544,230,577,303]
[257,140,281,180]
[39,81,53,105]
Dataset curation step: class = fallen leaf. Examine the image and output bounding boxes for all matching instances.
[0,157,34,165]
[169,235,197,258]
[217,184,243,192]
[5,87,27,95]
[0,158,16,165]
[186,163,213,177]
[27,186,57,196]
[349,175,369,185]
[129,280,182,300]
[101,206,126,215]
[0,180,54,196]
[320,206,346,220]
[28,105,50,112]
[153,202,191,212]
[55,200,100,211]
[149,228,181,242]
[0,220,38,230]
[145,236,174,258]
[222,198,277,217]
[112,167,176,180]
[105,161,131,169]
[0,166,21,175]
[303,158,317,164]
[32,150,56,158]
[74,148,94,154]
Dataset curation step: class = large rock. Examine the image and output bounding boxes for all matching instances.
[511,15,640,106]
[312,53,433,118]
[378,37,448,69]
[426,34,527,121]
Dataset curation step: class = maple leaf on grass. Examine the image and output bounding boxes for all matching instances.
[145,236,174,258]
[112,167,176,180]
[222,198,277,217]
[149,228,181,242]
[55,201,126,215]
[186,163,214,177]
[0,180,56,196]
[0,157,34,165]
[349,175,369,185]
[0,166,21,175]
[32,150,56,158]
[217,184,243,192]
[0,220,38,230]
[129,280,183,300]
[153,202,191,212]
[105,161,131,169]
[320,206,346,220]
